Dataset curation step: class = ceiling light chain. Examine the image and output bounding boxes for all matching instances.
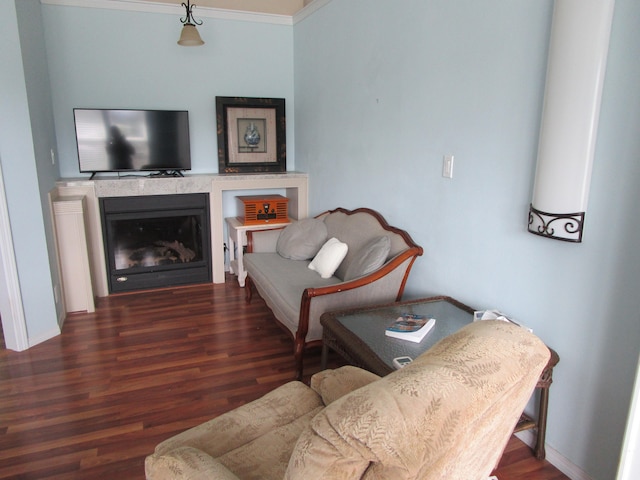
[181,1,203,27]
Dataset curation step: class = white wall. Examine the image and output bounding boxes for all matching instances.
[293,0,640,478]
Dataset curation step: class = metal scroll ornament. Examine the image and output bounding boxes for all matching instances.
[528,204,585,243]
[244,122,260,148]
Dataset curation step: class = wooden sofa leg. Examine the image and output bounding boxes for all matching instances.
[245,277,253,303]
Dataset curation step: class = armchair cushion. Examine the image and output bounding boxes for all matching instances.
[276,218,327,260]
[146,380,324,480]
[310,365,381,405]
[146,446,240,480]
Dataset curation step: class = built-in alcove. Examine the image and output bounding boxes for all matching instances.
[52,173,308,308]
[100,193,211,293]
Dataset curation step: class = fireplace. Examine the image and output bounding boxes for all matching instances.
[100,193,211,293]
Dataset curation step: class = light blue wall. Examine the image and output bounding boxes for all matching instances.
[41,4,295,178]
[294,0,640,478]
[15,0,64,326]
[0,0,60,343]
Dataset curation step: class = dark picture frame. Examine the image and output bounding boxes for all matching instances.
[216,96,286,174]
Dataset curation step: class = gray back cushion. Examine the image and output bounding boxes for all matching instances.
[343,235,391,281]
[276,218,328,260]
[323,211,399,280]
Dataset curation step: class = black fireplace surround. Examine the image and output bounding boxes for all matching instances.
[100,193,211,293]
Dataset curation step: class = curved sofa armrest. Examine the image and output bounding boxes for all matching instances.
[305,247,421,300]
[246,227,285,253]
[310,366,381,405]
[146,446,241,480]
[293,252,421,353]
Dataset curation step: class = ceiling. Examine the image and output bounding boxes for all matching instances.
[144,0,311,16]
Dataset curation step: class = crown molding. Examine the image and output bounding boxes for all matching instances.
[40,0,294,25]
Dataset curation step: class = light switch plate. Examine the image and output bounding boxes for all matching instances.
[442,155,454,178]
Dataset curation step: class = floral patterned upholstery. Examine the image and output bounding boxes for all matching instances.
[145,321,550,480]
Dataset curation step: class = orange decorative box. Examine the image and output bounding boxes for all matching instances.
[236,195,290,226]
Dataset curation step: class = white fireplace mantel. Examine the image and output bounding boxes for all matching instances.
[53,173,308,300]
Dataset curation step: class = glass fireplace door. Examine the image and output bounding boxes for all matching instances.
[101,194,211,292]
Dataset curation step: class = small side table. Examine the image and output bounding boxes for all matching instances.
[225,217,291,287]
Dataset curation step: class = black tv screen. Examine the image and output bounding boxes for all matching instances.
[73,109,191,174]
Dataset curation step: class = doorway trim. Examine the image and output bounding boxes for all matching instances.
[0,158,28,351]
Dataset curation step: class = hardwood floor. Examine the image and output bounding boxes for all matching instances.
[0,276,568,479]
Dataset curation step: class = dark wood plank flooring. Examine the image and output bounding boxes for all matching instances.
[0,276,568,479]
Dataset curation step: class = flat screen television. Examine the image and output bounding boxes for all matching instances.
[73,108,191,177]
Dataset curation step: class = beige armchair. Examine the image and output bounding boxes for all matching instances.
[145,320,550,480]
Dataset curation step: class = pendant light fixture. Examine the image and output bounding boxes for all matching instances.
[177,1,204,46]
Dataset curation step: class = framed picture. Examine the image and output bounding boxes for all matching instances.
[216,97,286,174]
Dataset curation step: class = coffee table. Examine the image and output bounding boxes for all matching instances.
[320,295,559,460]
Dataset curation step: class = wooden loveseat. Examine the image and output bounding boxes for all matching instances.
[243,207,423,378]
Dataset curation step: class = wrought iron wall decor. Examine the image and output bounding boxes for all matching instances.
[528,205,585,243]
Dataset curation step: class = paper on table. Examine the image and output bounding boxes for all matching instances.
[473,309,532,332]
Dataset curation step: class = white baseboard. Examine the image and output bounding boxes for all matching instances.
[516,430,593,480]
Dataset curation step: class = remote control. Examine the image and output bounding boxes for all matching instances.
[393,356,413,369]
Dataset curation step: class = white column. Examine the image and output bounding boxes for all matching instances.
[528,0,615,242]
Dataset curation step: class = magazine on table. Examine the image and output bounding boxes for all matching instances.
[385,313,436,343]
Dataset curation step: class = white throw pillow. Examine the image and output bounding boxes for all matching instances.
[308,237,348,279]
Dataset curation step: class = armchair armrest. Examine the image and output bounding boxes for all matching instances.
[310,366,380,405]
[145,446,241,480]
[246,227,284,253]
[151,381,322,459]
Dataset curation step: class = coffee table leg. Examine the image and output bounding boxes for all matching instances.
[534,386,550,460]
[321,344,328,370]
